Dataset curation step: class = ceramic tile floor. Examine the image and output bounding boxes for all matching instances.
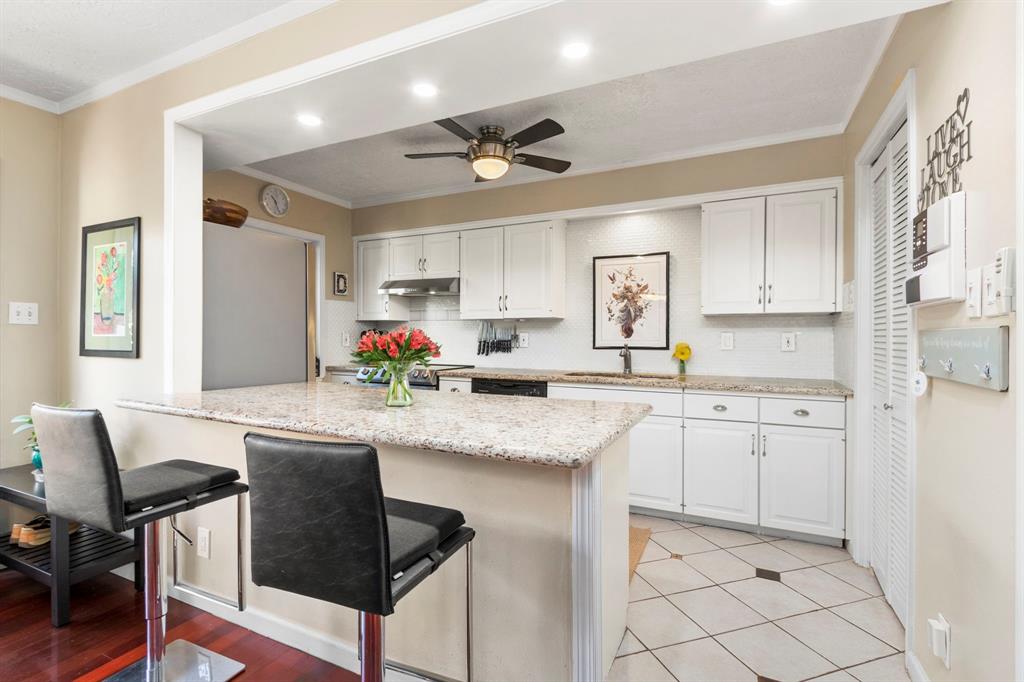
[611,514,908,682]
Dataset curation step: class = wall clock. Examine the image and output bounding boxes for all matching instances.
[260,184,290,217]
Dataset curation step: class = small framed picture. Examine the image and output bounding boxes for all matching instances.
[593,252,669,349]
[333,272,349,296]
[80,217,141,358]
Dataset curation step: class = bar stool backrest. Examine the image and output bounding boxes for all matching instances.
[243,432,395,615]
[31,404,127,533]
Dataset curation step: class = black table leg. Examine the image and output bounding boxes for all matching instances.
[49,515,70,627]
[134,526,144,591]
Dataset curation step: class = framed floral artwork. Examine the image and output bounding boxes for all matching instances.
[593,251,669,349]
[79,217,140,358]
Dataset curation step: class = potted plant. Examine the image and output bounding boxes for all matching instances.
[11,414,44,481]
[352,327,441,407]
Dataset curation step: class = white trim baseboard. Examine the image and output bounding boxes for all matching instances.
[907,649,931,682]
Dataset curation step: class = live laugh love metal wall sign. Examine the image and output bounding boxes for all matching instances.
[918,88,973,211]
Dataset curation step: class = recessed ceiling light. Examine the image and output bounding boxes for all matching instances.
[296,113,322,127]
[412,82,439,98]
[561,42,590,59]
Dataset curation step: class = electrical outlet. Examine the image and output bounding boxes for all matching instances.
[518,332,529,348]
[8,302,38,325]
[342,332,351,347]
[196,527,210,559]
[781,332,796,352]
[720,332,734,350]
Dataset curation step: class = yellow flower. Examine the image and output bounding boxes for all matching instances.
[673,342,692,361]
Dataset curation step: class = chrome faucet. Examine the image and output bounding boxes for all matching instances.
[619,343,632,375]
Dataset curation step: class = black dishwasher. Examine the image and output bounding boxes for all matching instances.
[471,378,548,397]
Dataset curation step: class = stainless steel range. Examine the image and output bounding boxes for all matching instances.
[332,364,474,391]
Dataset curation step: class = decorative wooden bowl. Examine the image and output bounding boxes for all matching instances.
[203,198,248,228]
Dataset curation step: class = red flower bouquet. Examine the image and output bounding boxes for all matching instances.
[351,327,441,406]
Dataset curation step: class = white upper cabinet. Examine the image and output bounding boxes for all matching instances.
[701,189,838,315]
[460,226,505,319]
[389,235,423,279]
[701,197,766,314]
[765,190,837,313]
[461,220,565,320]
[357,239,408,321]
[422,232,461,278]
[503,222,564,318]
[389,232,461,280]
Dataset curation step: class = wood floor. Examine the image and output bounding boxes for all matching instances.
[0,569,358,682]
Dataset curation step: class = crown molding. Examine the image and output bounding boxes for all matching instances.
[349,123,846,209]
[232,166,353,209]
[0,85,60,114]
[37,0,334,114]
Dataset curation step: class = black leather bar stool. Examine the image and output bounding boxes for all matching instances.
[243,433,475,682]
[31,405,249,682]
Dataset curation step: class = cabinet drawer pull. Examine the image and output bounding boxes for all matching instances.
[761,434,767,457]
[712,404,728,412]
[793,408,810,417]
[750,432,755,456]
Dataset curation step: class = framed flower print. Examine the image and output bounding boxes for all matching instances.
[79,217,140,358]
[593,252,669,350]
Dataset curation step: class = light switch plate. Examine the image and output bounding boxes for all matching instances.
[781,332,796,352]
[518,332,530,348]
[965,268,982,318]
[8,302,38,325]
[720,332,734,351]
[196,527,210,559]
[342,332,351,347]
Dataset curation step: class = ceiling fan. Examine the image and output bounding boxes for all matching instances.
[404,117,571,182]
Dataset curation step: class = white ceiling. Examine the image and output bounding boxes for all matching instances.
[0,0,329,112]
[248,19,893,207]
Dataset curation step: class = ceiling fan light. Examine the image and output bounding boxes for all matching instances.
[472,156,510,179]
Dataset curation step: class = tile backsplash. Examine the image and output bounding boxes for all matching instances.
[323,208,838,379]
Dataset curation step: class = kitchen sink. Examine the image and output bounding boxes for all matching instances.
[564,371,678,380]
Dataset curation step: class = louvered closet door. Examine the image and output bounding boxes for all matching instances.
[869,122,910,627]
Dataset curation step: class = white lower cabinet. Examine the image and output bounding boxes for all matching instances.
[628,415,684,514]
[683,419,758,525]
[759,423,845,539]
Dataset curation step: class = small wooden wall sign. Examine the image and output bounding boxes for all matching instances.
[918,88,972,211]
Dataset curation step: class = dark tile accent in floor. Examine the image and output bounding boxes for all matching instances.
[755,568,782,581]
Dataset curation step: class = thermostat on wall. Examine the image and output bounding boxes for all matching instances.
[905,192,966,307]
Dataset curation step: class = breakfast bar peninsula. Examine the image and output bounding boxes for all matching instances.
[115,381,650,681]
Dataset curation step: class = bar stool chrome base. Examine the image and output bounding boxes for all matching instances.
[104,640,245,682]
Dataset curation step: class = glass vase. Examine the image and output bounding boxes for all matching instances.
[384,363,414,407]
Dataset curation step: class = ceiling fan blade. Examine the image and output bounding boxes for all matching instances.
[434,118,477,142]
[474,175,492,183]
[404,152,467,159]
[515,154,571,174]
[508,118,564,148]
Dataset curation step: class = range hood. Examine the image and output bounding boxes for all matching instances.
[378,277,460,296]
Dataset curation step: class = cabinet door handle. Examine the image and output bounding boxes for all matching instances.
[767,284,773,304]
[422,258,427,272]
[757,284,763,305]
[712,404,728,412]
[793,408,810,417]
[761,435,767,457]
[498,296,503,313]
[504,294,508,311]
[750,433,755,456]
[384,299,389,315]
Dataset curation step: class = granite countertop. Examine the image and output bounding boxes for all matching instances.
[439,367,853,397]
[115,382,651,469]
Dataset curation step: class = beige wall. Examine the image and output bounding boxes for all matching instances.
[843,2,1018,679]
[57,1,472,417]
[0,98,61,466]
[203,170,352,301]
[352,135,845,234]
